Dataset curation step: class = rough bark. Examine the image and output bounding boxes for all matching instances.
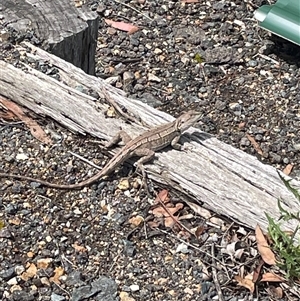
[1,0,98,74]
[0,43,299,236]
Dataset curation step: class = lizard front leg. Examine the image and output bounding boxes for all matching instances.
[106,130,132,148]
[170,135,183,150]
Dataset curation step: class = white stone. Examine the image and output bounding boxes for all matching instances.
[130,284,140,292]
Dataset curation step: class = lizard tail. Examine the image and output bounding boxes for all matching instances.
[0,172,101,189]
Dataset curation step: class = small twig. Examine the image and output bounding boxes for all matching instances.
[61,254,78,268]
[68,151,102,170]
[0,121,24,130]
[211,244,225,301]
[53,281,71,298]
[112,0,153,21]
[149,85,169,94]
[109,253,121,272]
[253,53,280,65]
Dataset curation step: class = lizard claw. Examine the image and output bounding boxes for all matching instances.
[182,144,194,152]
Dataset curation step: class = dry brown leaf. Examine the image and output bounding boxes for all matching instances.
[267,286,283,298]
[235,275,255,293]
[27,251,35,258]
[37,258,53,269]
[49,266,64,284]
[147,220,161,228]
[129,215,144,227]
[164,215,178,228]
[152,202,183,228]
[0,97,52,144]
[260,272,285,282]
[120,291,135,301]
[255,224,276,265]
[105,19,139,34]
[21,263,37,281]
[252,258,264,283]
[283,164,293,175]
[9,217,21,225]
[195,225,206,238]
[72,242,87,253]
[152,203,183,218]
[245,133,263,155]
[154,189,169,204]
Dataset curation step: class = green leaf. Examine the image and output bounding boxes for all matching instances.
[0,220,5,230]
[277,171,300,203]
[194,53,204,64]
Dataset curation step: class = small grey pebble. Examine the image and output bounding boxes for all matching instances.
[240,137,250,147]
[51,293,66,301]
[247,60,257,67]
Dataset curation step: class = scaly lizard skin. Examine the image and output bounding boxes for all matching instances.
[0,111,201,189]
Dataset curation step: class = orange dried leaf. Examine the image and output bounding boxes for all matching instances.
[235,275,255,293]
[252,259,264,283]
[165,215,178,228]
[147,220,161,228]
[260,272,285,282]
[72,243,87,253]
[152,203,183,217]
[255,224,276,265]
[267,286,283,298]
[283,164,293,175]
[9,217,21,225]
[0,110,17,120]
[50,267,64,284]
[21,263,37,281]
[105,19,139,34]
[37,258,53,269]
[129,215,144,227]
[195,225,206,238]
[246,133,263,155]
[0,98,52,144]
[154,189,169,204]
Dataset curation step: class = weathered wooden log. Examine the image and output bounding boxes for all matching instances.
[1,0,98,74]
[0,43,299,236]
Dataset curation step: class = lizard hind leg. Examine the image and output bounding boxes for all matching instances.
[132,148,155,194]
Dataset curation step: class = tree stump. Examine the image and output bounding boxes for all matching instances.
[1,0,98,74]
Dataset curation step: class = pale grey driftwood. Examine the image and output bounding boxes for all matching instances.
[0,44,298,236]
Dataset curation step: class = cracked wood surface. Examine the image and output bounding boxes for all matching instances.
[0,43,299,235]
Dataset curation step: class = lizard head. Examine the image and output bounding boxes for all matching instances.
[175,110,202,132]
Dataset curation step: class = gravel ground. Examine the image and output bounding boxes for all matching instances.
[1,0,300,300]
[94,0,300,178]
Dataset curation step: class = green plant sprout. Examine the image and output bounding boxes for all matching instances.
[265,172,300,279]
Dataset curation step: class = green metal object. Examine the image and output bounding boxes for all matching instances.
[254,0,300,46]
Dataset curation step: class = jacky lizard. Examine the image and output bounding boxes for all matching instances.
[0,111,201,189]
